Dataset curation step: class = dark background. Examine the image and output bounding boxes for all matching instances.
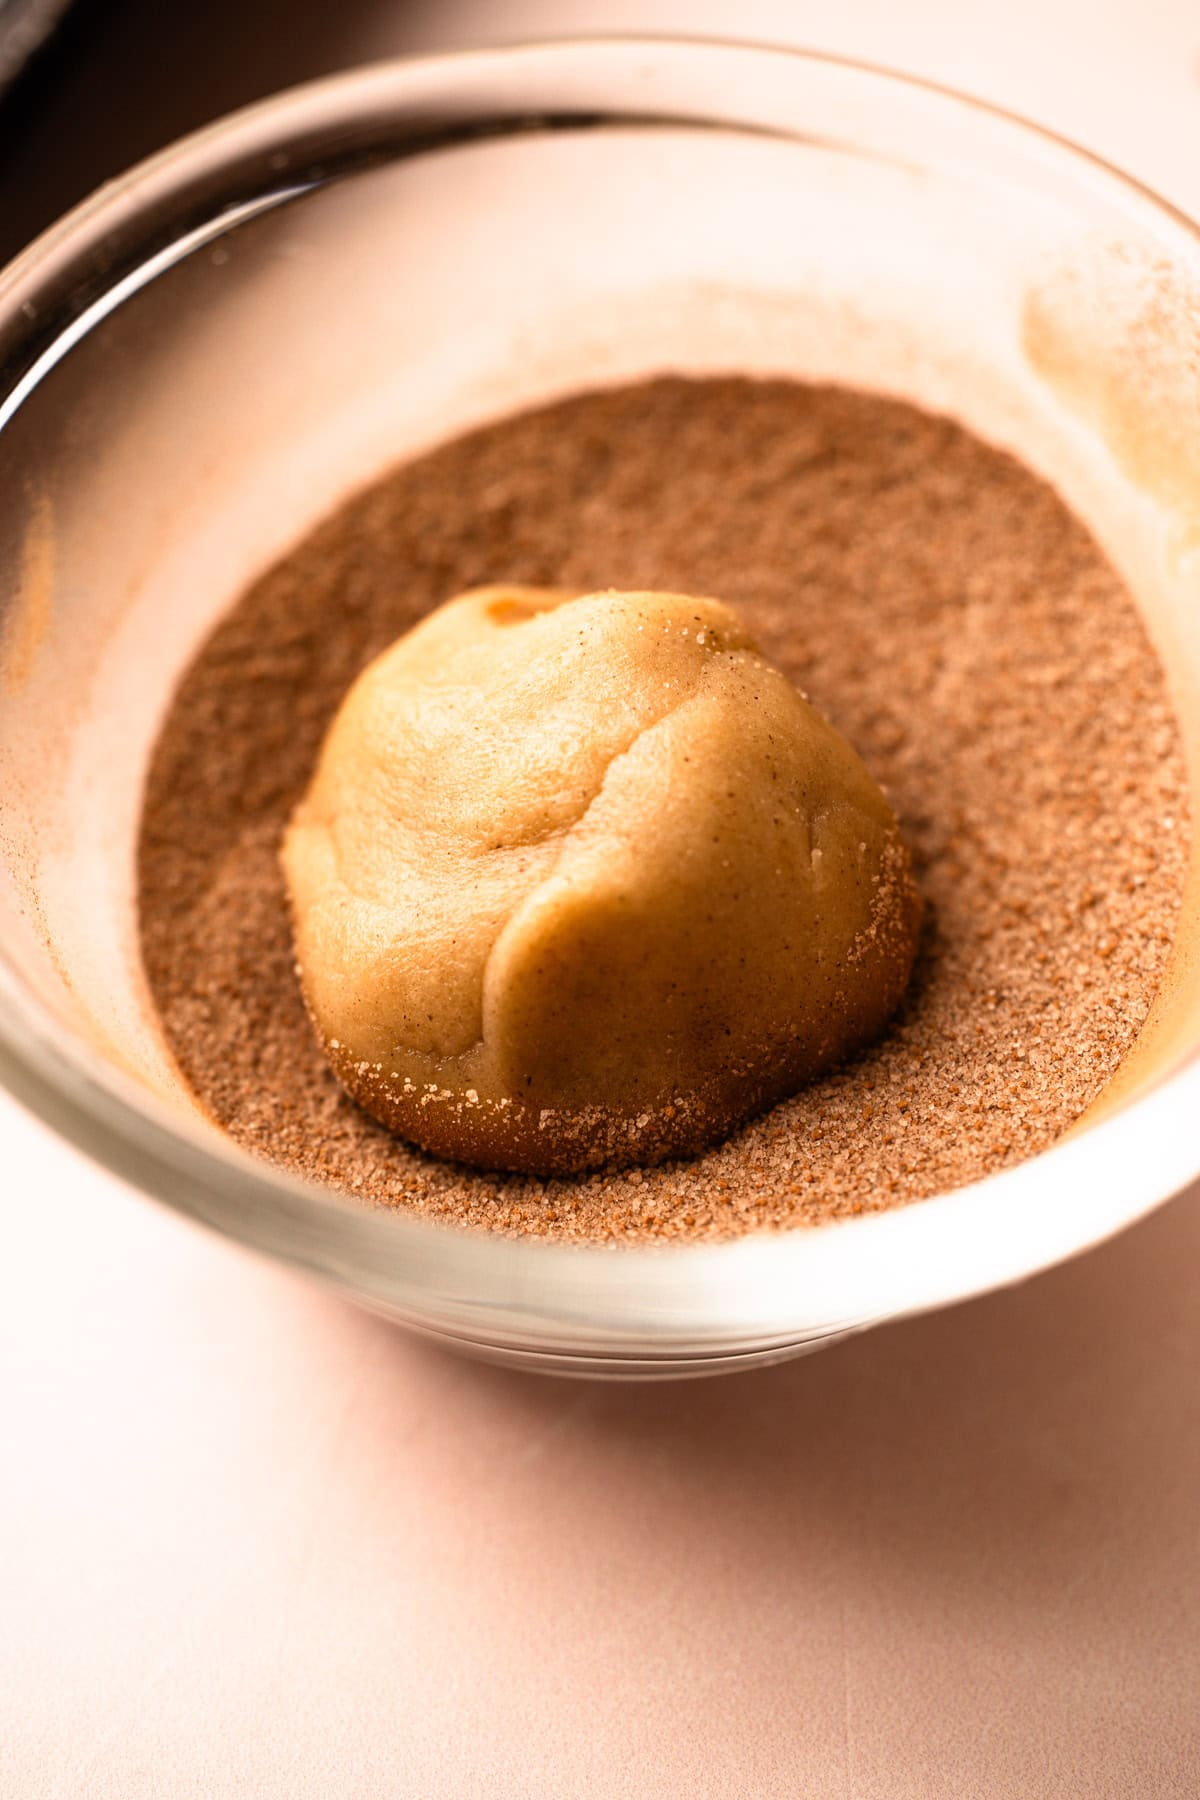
[0,0,451,263]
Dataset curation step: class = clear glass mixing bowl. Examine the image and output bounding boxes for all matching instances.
[3,38,1200,1375]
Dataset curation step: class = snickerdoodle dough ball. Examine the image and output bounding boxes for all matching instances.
[281,586,921,1174]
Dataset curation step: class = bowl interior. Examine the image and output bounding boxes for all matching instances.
[2,45,1200,1369]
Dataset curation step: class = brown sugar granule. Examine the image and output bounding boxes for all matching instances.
[137,377,1190,1242]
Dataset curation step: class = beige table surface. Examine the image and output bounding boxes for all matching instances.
[3,3,1200,1795]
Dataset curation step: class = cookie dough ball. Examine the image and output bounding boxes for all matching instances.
[282,586,920,1174]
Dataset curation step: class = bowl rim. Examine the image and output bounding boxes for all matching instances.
[2,32,1199,1371]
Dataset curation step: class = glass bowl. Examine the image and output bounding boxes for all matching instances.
[3,37,1200,1377]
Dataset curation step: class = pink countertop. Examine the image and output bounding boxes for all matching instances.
[3,3,1200,1793]
[5,1128,1200,1796]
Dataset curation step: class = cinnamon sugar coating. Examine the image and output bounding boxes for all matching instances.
[137,378,1189,1240]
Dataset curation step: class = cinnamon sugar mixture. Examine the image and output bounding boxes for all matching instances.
[137,378,1189,1241]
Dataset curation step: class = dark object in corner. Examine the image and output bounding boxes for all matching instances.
[0,0,76,99]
